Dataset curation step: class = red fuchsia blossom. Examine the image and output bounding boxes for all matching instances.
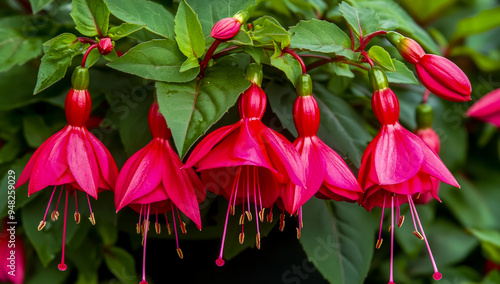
[358,67,460,283]
[413,103,441,204]
[184,64,305,266]
[97,37,113,55]
[387,32,471,102]
[466,88,500,127]
[0,219,25,284]
[283,74,362,237]
[114,102,206,284]
[16,67,118,271]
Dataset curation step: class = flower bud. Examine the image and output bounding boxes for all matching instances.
[416,54,471,102]
[148,102,172,139]
[65,89,92,127]
[238,83,267,119]
[372,88,400,125]
[386,32,425,64]
[293,95,320,137]
[97,37,113,55]
[211,17,241,40]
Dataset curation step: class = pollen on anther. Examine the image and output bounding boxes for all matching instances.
[230,205,235,215]
[176,248,184,259]
[245,211,253,221]
[89,212,96,225]
[239,232,245,244]
[38,221,46,231]
[267,212,273,223]
[388,225,392,232]
[256,233,261,249]
[279,214,285,231]
[375,238,383,249]
[166,223,172,235]
[239,214,245,225]
[74,212,81,224]
[296,228,301,239]
[398,215,405,227]
[413,231,424,240]
[136,223,141,234]
[180,222,187,234]
[259,209,265,222]
[155,222,161,234]
[51,211,59,221]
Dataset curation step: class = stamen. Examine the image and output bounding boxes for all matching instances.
[216,167,242,267]
[39,186,58,231]
[230,205,235,216]
[245,167,252,222]
[407,195,424,240]
[137,204,144,234]
[239,214,245,225]
[252,166,261,249]
[296,228,301,239]
[52,186,63,221]
[176,248,184,259]
[255,167,264,222]
[256,233,261,249]
[279,211,285,232]
[58,190,69,271]
[87,194,95,225]
[376,194,386,248]
[267,209,273,223]
[74,193,80,224]
[164,212,172,235]
[175,207,187,234]
[171,205,182,259]
[389,195,395,284]
[409,197,441,280]
[141,204,151,284]
[155,207,161,234]
[398,215,405,228]
[239,232,245,244]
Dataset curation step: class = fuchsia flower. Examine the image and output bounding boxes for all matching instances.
[358,67,460,283]
[184,64,305,266]
[282,74,362,235]
[97,37,113,55]
[16,67,118,271]
[0,219,25,284]
[114,102,206,284]
[387,32,471,102]
[466,88,500,127]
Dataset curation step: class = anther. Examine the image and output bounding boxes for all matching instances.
[38,221,46,231]
[398,215,405,227]
[176,248,184,259]
[259,209,265,222]
[267,212,273,223]
[388,225,392,232]
[166,223,172,235]
[180,222,187,234]
[74,212,81,224]
[413,231,424,240]
[376,238,383,249]
[136,223,141,234]
[239,214,245,225]
[155,222,161,234]
[245,211,252,221]
[296,227,301,239]
[51,211,59,221]
[256,233,261,249]
[279,213,285,231]
[230,205,235,216]
[239,232,245,244]
[89,212,96,225]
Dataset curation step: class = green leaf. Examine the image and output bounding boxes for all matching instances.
[175,0,205,59]
[108,23,145,40]
[450,46,500,72]
[29,0,54,13]
[339,2,380,38]
[180,56,200,72]
[368,45,395,71]
[188,0,258,44]
[251,16,290,49]
[34,33,88,94]
[399,0,456,24]
[22,115,53,148]
[452,7,500,41]
[266,82,371,167]
[0,28,42,73]
[106,0,175,38]
[107,39,199,83]
[70,0,110,37]
[350,0,440,54]
[227,30,253,46]
[300,199,374,284]
[385,59,418,85]
[269,51,303,86]
[104,246,138,284]
[289,19,357,60]
[470,229,500,264]
[156,65,250,157]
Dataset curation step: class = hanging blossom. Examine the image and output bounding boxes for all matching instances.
[282,74,363,237]
[184,63,305,266]
[114,102,206,284]
[358,67,460,283]
[413,102,441,204]
[466,88,500,127]
[387,32,471,102]
[15,67,118,271]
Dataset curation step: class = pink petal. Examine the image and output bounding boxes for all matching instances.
[373,124,423,185]
[129,183,169,205]
[184,123,240,168]
[357,133,379,190]
[28,127,71,195]
[259,126,306,187]
[466,88,500,127]
[163,140,202,227]
[67,128,100,199]
[115,140,164,210]
[86,131,118,190]
[314,136,362,201]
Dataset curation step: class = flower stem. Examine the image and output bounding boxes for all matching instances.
[283,48,307,74]
[200,40,221,75]
[356,30,387,52]
[81,44,98,68]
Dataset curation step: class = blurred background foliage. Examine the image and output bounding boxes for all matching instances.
[1,0,500,283]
